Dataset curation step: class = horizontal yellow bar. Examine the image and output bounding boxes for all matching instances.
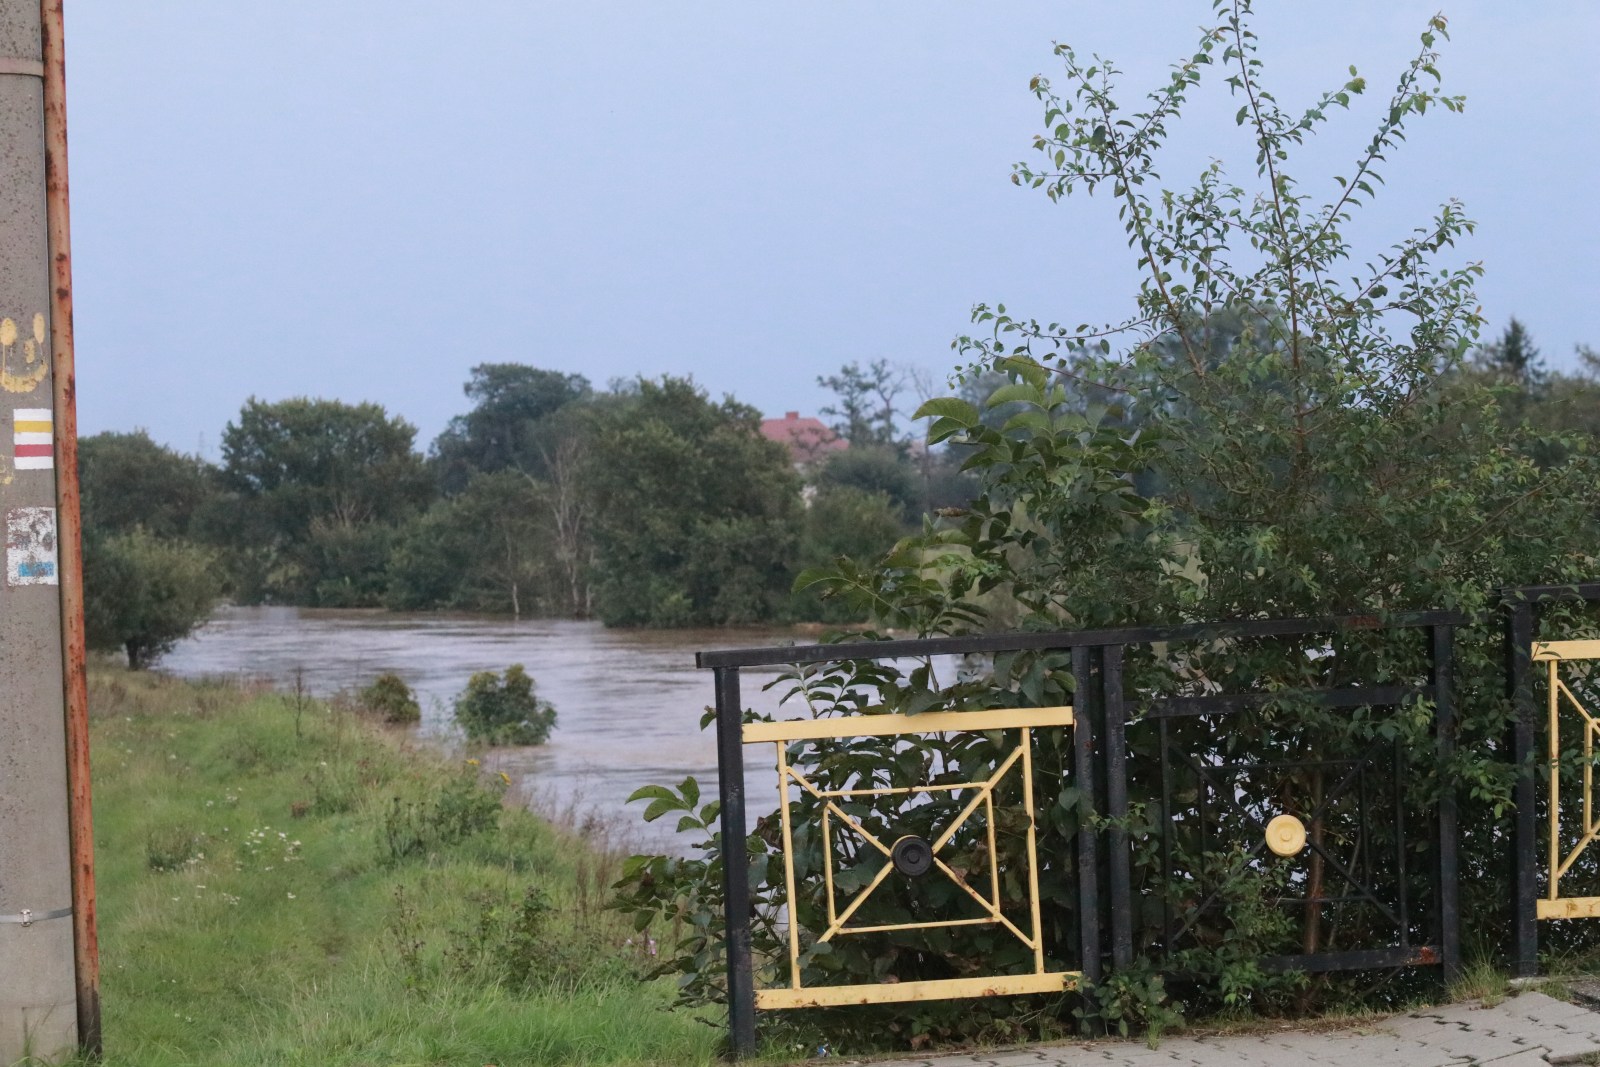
[1538,896,1600,920]
[743,706,1073,744]
[833,916,996,937]
[1533,640,1600,662]
[12,420,49,433]
[819,781,971,798]
[755,971,1076,1010]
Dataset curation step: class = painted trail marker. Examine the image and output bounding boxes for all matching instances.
[12,407,52,470]
[7,506,58,585]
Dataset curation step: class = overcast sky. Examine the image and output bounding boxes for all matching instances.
[64,2,1599,458]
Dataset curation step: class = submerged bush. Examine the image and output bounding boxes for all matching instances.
[360,671,421,725]
[453,664,557,746]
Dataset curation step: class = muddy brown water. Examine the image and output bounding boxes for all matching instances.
[159,606,805,855]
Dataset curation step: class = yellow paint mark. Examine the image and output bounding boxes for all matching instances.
[0,312,49,393]
[12,420,49,433]
[0,363,47,393]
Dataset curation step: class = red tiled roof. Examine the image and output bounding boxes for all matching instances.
[760,411,846,464]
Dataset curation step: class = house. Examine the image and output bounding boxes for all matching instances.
[760,411,847,468]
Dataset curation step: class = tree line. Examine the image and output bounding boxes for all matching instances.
[80,363,979,665]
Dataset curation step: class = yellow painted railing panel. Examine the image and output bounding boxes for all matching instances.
[1538,641,1600,921]
[746,704,1077,1007]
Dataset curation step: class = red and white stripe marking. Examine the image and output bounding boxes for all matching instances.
[12,407,51,470]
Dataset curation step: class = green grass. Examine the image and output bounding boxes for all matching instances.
[74,670,724,1067]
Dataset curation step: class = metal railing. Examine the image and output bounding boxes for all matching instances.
[698,609,1465,1057]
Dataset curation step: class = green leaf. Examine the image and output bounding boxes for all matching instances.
[913,397,980,425]
[987,382,1046,408]
[642,797,679,823]
[627,784,679,805]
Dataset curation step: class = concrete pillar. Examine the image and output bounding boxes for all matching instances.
[0,0,78,1060]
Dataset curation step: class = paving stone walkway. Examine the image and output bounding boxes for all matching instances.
[852,992,1600,1067]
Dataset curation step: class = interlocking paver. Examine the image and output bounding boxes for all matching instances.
[1474,1053,1556,1067]
[856,993,1595,1067]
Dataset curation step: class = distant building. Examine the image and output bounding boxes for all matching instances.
[760,411,846,468]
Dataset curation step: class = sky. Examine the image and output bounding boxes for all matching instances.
[63,2,1599,459]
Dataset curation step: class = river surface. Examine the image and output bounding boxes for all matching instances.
[159,606,808,854]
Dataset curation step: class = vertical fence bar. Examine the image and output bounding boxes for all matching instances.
[1431,623,1460,980]
[713,666,756,1059]
[1103,645,1132,971]
[1072,646,1101,983]
[1508,602,1539,976]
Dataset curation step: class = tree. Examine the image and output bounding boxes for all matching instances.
[385,470,559,616]
[789,486,907,622]
[814,446,919,520]
[431,364,591,493]
[1467,318,1547,426]
[83,528,220,669]
[817,359,906,448]
[78,431,216,541]
[219,397,431,605]
[1474,318,1545,391]
[584,377,800,627]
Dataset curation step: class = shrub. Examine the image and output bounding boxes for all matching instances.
[381,764,504,863]
[360,671,421,725]
[146,827,204,872]
[452,664,557,746]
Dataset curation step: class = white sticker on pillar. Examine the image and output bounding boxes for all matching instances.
[6,506,57,585]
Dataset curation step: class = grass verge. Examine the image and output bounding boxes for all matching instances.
[71,669,722,1067]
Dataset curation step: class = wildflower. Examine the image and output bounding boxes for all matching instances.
[498,771,511,785]
[466,758,480,767]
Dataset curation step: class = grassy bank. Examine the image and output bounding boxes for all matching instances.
[77,669,722,1067]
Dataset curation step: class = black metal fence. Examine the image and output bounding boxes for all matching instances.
[698,610,1467,1057]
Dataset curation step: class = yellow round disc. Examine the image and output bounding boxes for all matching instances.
[1265,814,1307,857]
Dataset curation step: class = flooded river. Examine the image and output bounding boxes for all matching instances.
[159,606,804,854]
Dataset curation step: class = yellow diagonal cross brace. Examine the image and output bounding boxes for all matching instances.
[792,746,1028,945]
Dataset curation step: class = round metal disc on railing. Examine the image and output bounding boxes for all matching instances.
[891,834,934,877]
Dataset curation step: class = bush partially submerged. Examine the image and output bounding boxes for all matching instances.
[453,664,557,746]
[360,671,421,725]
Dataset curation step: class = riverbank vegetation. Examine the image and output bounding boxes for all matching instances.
[78,358,981,667]
[82,668,721,1066]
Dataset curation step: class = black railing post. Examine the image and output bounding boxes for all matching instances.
[1507,602,1539,977]
[1103,645,1133,971]
[1431,623,1460,981]
[1072,646,1102,983]
[713,666,757,1059]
